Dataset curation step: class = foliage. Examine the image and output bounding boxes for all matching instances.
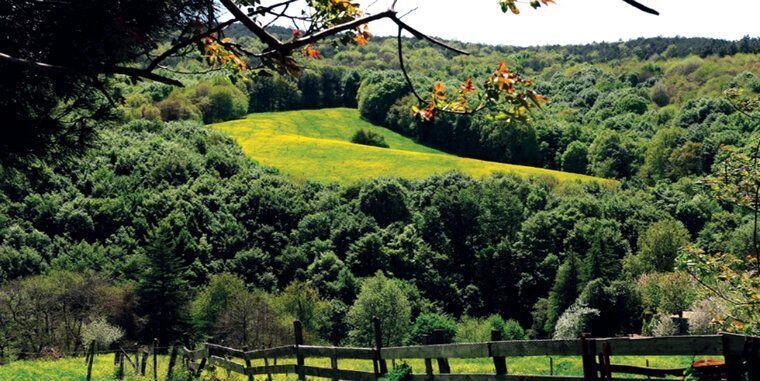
[552,304,600,339]
[136,222,192,344]
[624,220,690,277]
[386,363,414,381]
[210,109,606,184]
[80,318,124,349]
[409,313,457,344]
[350,129,389,148]
[637,272,697,316]
[347,272,411,347]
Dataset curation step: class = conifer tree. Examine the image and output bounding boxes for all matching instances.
[544,254,581,336]
[137,222,191,344]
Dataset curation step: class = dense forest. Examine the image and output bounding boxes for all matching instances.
[1,31,759,361]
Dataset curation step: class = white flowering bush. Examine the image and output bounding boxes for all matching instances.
[81,317,124,349]
[552,304,600,339]
[688,300,718,335]
[651,314,678,337]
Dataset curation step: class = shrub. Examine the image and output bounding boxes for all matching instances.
[650,314,677,337]
[561,141,589,173]
[502,319,528,341]
[386,363,413,381]
[409,313,457,344]
[552,304,600,339]
[80,317,124,349]
[688,300,718,335]
[157,94,202,122]
[347,272,411,346]
[357,71,409,125]
[350,129,389,148]
[195,82,249,123]
[650,82,670,107]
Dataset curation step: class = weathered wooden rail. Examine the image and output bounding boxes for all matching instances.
[180,319,759,381]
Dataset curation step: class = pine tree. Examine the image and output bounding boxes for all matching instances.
[544,254,581,336]
[137,222,191,344]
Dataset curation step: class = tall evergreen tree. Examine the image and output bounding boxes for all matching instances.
[137,222,191,344]
[544,254,581,335]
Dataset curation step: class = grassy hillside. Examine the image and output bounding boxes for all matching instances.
[209,108,612,185]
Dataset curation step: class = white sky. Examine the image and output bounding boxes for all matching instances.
[331,0,760,46]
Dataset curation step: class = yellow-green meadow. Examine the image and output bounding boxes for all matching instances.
[209,109,613,185]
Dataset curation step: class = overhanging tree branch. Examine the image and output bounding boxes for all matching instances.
[621,0,659,15]
[0,52,183,87]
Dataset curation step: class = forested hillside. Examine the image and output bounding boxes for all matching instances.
[1,33,758,363]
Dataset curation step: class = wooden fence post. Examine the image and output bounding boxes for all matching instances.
[432,329,450,374]
[373,316,387,376]
[140,348,148,376]
[134,349,140,375]
[330,355,340,381]
[153,339,158,381]
[86,340,96,381]
[196,348,207,377]
[580,334,597,381]
[114,349,119,365]
[263,348,274,381]
[490,329,507,376]
[166,342,179,378]
[117,351,125,380]
[722,333,746,381]
[549,357,554,376]
[243,346,254,381]
[294,320,306,381]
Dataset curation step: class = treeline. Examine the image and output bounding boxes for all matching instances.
[355,68,759,180]
[1,117,749,359]
[122,67,361,122]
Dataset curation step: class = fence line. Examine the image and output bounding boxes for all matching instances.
[175,319,759,381]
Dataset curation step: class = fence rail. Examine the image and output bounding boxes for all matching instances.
[176,320,759,381]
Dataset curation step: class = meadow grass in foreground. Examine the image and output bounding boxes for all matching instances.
[208,108,613,185]
[0,353,718,380]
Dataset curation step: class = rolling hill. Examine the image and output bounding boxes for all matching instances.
[209,108,614,185]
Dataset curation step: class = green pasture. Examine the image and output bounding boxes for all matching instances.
[0,353,717,380]
[208,108,613,185]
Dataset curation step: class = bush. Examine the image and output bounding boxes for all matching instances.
[650,314,677,337]
[561,141,589,173]
[688,300,718,335]
[408,313,457,344]
[552,304,600,339]
[194,82,249,123]
[81,317,124,349]
[650,82,670,107]
[351,129,389,148]
[502,319,528,341]
[386,362,413,381]
[357,71,409,125]
[347,272,411,346]
[157,94,202,121]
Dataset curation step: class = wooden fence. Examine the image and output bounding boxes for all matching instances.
[178,318,759,381]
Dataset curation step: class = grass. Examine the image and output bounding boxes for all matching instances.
[0,353,717,380]
[208,108,614,185]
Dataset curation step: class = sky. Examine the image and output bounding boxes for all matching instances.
[303,0,760,46]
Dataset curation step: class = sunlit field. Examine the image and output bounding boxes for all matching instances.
[209,108,614,185]
[0,353,717,381]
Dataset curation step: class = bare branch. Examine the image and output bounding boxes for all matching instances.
[280,10,469,56]
[390,14,469,55]
[218,0,283,49]
[146,19,236,71]
[396,27,426,104]
[621,0,659,15]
